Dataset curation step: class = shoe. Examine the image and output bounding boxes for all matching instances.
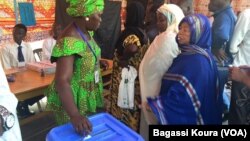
[17,101,35,119]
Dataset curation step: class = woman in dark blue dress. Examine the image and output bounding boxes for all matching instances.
[148,14,223,125]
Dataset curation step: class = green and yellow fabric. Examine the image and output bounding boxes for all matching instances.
[46,34,103,125]
[66,0,104,17]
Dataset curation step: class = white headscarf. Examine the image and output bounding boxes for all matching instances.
[157,3,185,33]
[139,4,184,103]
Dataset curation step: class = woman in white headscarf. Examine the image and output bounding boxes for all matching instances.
[139,4,184,103]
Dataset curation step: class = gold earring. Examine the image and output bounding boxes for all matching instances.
[85,17,89,21]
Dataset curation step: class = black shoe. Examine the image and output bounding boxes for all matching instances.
[17,101,35,119]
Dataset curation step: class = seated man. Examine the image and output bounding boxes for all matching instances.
[0,62,22,141]
[0,24,39,118]
[1,24,34,69]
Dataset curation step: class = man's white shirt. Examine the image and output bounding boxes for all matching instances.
[230,9,250,66]
[0,41,35,69]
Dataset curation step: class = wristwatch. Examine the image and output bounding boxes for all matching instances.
[0,106,15,132]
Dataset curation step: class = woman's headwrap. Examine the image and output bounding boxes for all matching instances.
[66,0,104,17]
[177,14,213,66]
[157,4,184,33]
[178,14,211,49]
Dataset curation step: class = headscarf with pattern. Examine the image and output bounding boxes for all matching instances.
[66,0,104,17]
[178,14,211,50]
[177,14,213,66]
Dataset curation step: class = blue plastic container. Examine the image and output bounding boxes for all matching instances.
[46,113,144,141]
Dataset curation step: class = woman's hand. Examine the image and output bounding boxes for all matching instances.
[212,48,228,62]
[70,114,92,136]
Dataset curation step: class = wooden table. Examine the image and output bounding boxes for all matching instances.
[7,59,113,101]
[8,69,54,101]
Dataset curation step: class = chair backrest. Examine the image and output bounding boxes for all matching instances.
[33,48,42,62]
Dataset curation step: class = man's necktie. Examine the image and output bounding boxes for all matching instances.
[17,46,25,62]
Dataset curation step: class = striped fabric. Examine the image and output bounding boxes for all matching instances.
[147,98,168,124]
[180,45,213,68]
[147,73,205,125]
[163,73,204,125]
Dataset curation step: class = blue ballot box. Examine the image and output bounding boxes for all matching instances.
[46,113,144,141]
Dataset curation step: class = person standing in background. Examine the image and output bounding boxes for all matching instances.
[140,3,184,104]
[110,1,149,132]
[229,9,250,124]
[208,0,236,115]
[145,0,193,43]
[0,62,22,141]
[145,0,164,43]
[209,0,236,65]
[42,23,62,61]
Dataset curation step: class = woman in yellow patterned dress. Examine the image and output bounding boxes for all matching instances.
[110,1,149,132]
[45,0,105,135]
